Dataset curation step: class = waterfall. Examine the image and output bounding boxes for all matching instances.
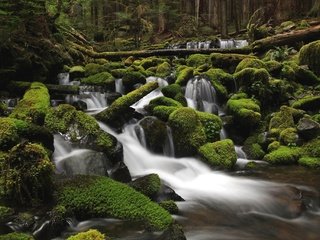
[185,77,219,114]
[115,78,124,94]
[217,39,235,49]
[163,126,175,157]
[234,40,249,48]
[235,145,247,159]
[58,73,70,85]
[186,41,212,49]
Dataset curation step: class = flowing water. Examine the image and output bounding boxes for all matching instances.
[48,77,320,239]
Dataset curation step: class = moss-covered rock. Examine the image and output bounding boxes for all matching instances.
[243,135,266,160]
[196,112,222,142]
[96,82,158,128]
[84,63,105,76]
[81,72,115,90]
[140,57,167,69]
[3,142,54,206]
[122,71,146,90]
[269,106,304,131]
[58,175,173,230]
[0,233,34,240]
[159,200,179,215]
[111,68,127,78]
[10,82,50,125]
[210,53,256,73]
[267,141,281,152]
[148,97,183,113]
[292,95,320,112]
[0,206,14,223]
[186,54,210,67]
[263,146,301,164]
[297,117,320,140]
[298,157,320,169]
[279,128,298,145]
[175,67,194,85]
[158,223,187,240]
[235,58,267,73]
[168,108,206,157]
[156,62,171,78]
[198,139,237,169]
[69,66,85,80]
[301,138,320,158]
[281,61,320,85]
[265,60,283,76]
[129,174,161,200]
[205,68,234,93]
[67,229,107,240]
[161,84,182,99]
[152,106,180,122]
[299,40,320,76]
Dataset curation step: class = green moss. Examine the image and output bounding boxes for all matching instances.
[269,106,304,131]
[292,96,320,112]
[234,67,270,87]
[243,135,266,160]
[0,206,14,222]
[186,54,209,67]
[210,53,256,73]
[205,68,234,93]
[265,60,283,75]
[235,58,267,73]
[159,200,179,215]
[0,233,34,240]
[67,229,105,240]
[148,97,183,112]
[69,66,85,79]
[122,71,146,89]
[102,62,125,71]
[302,138,320,158]
[173,93,187,106]
[161,84,182,98]
[198,139,237,169]
[175,67,194,85]
[124,56,135,66]
[156,62,171,78]
[312,114,320,123]
[267,141,281,152]
[299,40,320,76]
[152,106,180,122]
[140,57,167,69]
[0,117,20,151]
[279,128,298,145]
[3,142,54,206]
[58,175,172,230]
[81,72,115,89]
[227,97,261,127]
[111,68,127,78]
[10,82,50,125]
[263,146,301,165]
[96,82,158,126]
[168,107,206,157]
[129,174,161,199]
[196,112,222,142]
[298,157,320,169]
[84,63,105,76]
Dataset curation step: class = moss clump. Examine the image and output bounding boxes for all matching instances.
[168,107,206,157]
[198,139,237,169]
[227,96,261,127]
[235,58,267,73]
[186,54,209,67]
[122,71,146,90]
[205,68,234,93]
[156,62,171,78]
[197,112,222,142]
[292,96,320,112]
[279,128,298,145]
[0,206,14,222]
[69,66,85,79]
[10,82,50,125]
[263,146,301,165]
[159,200,179,214]
[298,157,320,169]
[267,141,281,152]
[281,61,320,85]
[265,60,283,76]
[243,135,266,160]
[152,106,180,122]
[0,233,34,240]
[161,84,182,98]
[0,118,22,151]
[148,97,183,113]
[58,175,172,230]
[129,174,161,200]
[67,229,106,240]
[81,72,115,90]
[96,82,158,127]
[269,106,304,131]
[299,40,320,76]
[210,53,256,73]
[3,142,54,206]
[111,68,127,78]
[175,67,194,85]
[84,63,105,76]
[140,57,167,69]
[301,138,320,158]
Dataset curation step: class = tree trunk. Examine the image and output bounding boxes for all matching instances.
[220,0,228,37]
[195,0,200,26]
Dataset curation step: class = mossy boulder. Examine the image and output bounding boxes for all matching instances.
[0,233,34,240]
[129,173,161,200]
[269,106,304,131]
[265,60,283,76]
[267,141,281,152]
[198,139,237,169]
[159,200,179,215]
[263,146,301,164]
[57,175,173,230]
[235,58,267,73]
[297,117,320,140]
[301,138,320,158]
[210,53,256,73]
[111,68,127,78]
[205,68,234,93]
[299,40,320,76]
[10,82,50,125]
[2,142,54,206]
[147,97,183,112]
[140,57,167,69]
[67,229,107,240]
[152,106,180,122]
[158,223,187,240]
[168,108,206,157]
[156,62,171,78]
[197,112,222,142]
[122,71,146,90]
[161,84,182,98]
[292,96,320,112]
[69,66,85,80]
[243,135,266,160]
[279,128,298,145]
[186,54,209,67]
[298,157,320,169]
[84,63,105,76]
[175,67,194,85]
[81,72,115,90]
[281,61,320,85]
[96,82,158,128]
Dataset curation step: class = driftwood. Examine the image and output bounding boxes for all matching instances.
[252,24,320,52]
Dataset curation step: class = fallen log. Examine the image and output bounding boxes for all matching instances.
[6,81,80,96]
[252,24,320,52]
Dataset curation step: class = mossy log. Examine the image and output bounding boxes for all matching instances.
[7,81,79,95]
[252,24,320,52]
[71,42,252,60]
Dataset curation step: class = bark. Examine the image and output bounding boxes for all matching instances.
[252,24,320,52]
[220,0,228,37]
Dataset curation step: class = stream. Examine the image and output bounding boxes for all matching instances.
[50,74,320,240]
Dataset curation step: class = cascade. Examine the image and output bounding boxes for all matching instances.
[115,78,124,94]
[163,126,175,157]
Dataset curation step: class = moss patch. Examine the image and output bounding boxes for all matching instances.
[235,58,267,73]
[197,112,222,142]
[129,174,161,200]
[299,40,320,76]
[210,53,256,73]
[186,54,209,67]
[175,67,194,85]
[81,72,115,90]
[67,229,106,240]
[263,146,301,165]
[0,233,34,240]
[292,96,320,112]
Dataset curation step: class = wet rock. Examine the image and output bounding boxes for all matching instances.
[107,92,122,104]
[158,223,186,240]
[72,100,87,111]
[110,161,132,183]
[157,185,184,202]
[297,117,320,140]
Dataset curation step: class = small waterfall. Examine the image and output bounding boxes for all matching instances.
[185,77,219,114]
[163,126,175,157]
[235,145,247,159]
[58,73,70,85]
[220,128,228,140]
[186,41,212,49]
[135,124,147,148]
[234,40,249,48]
[115,79,124,94]
[1,98,19,109]
[218,39,235,49]
[146,76,168,88]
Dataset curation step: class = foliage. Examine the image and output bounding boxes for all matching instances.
[196,112,222,142]
[264,46,294,62]
[186,54,210,67]
[58,175,173,230]
[263,146,301,164]
[0,233,34,240]
[299,40,320,76]
[67,229,106,240]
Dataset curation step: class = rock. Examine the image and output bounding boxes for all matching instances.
[158,223,187,240]
[106,92,122,104]
[129,174,161,200]
[157,185,184,202]
[263,146,301,165]
[210,53,256,73]
[299,40,320,76]
[297,117,320,140]
[72,100,87,111]
[109,161,132,183]
[69,66,85,80]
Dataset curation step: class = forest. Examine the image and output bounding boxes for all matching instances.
[0,0,320,240]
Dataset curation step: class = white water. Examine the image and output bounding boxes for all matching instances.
[115,78,124,94]
[217,39,248,49]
